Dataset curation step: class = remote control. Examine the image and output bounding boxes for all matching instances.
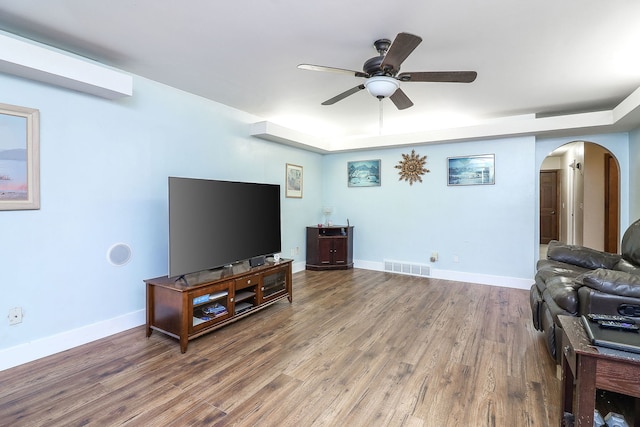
[587,314,635,323]
[598,321,640,331]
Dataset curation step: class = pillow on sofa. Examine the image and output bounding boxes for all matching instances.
[578,268,640,298]
[547,240,621,270]
[621,218,640,266]
[614,258,640,275]
[544,275,581,314]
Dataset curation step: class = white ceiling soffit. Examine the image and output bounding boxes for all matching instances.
[251,85,640,152]
[0,31,132,99]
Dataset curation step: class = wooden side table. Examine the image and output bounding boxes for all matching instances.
[558,315,640,426]
[305,226,353,270]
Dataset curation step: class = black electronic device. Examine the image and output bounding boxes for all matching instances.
[168,177,281,278]
[250,255,265,268]
[587,313,635,323]
[618,303,640,317]
[581,315,640,354]
[598,321,639,331]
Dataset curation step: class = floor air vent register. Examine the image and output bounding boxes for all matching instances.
[383,259,431,277]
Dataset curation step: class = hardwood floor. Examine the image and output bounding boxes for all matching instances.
[0,269,560,426]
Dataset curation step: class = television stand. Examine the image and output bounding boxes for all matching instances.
[145,259,292,353]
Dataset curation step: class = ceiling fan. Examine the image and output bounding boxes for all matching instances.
[298,32,477,110]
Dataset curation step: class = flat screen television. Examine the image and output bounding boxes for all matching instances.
[168,177,281,278]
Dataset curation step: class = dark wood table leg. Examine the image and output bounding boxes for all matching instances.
[575,356,597,427]
[561,349,575,424]
[180,336,188,353]
[146,284,153,337]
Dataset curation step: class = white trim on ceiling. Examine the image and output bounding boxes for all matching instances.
[0,31,132,99]
[252,86,640,153]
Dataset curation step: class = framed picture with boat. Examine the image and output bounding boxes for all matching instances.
[447,154,495,186]
[0,103,40,210]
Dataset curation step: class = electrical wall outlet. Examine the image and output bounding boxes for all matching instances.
[9,307,23,325]
[430,252,438,262]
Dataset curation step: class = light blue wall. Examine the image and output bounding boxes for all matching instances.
[321,136,537,279]
[630,128,640,222]
[0,74,322,351]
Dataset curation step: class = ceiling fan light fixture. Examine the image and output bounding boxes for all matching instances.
[364,76,399,99]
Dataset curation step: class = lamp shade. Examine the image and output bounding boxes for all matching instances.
[364,76,400,99]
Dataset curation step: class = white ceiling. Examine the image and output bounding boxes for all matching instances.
[1,0,640,149]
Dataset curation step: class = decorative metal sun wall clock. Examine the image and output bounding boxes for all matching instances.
[395,149,430,185]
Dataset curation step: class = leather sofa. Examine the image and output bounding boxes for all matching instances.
[530,218,640,362]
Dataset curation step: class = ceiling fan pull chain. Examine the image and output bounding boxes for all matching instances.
[379,98,383,135]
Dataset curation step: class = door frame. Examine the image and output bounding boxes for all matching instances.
[538,141,621,253]
[604,153,620,252]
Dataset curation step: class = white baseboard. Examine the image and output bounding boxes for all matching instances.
[429,268,534,290]
[354,259,533,290]
[0,309,145,372]
[291,260,306,273]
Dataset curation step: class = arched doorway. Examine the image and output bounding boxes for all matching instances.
[540,141,620,253]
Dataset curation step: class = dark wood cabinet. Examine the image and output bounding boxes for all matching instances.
[145,259,292,352]
[306,226,353,270]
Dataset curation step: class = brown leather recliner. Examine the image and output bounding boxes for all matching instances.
[530,218,640,362]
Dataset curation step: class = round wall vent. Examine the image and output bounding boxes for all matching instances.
[107,243,132,266]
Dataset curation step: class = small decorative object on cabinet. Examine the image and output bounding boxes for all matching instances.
[306,226,353,270]
[145,259,292,353]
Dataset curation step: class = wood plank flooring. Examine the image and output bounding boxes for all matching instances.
[0,269,560,426]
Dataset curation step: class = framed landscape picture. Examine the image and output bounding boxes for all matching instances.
[447,154,495,186]
[286,163,303,198]
[348,159,381,187]
[0,103,40,210]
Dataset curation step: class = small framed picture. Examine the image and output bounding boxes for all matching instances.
[347,159,381,187]
[447,154,495,186]
[285,163,303,198]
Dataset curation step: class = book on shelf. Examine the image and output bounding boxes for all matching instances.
[203,303,227,316]
[193,294,210,305]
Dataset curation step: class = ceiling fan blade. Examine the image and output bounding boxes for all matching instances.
[389,88,414,110]
[397,71,478,83]
[380,33,422,72]
[298,64,368,78]
[321,84,366,105]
